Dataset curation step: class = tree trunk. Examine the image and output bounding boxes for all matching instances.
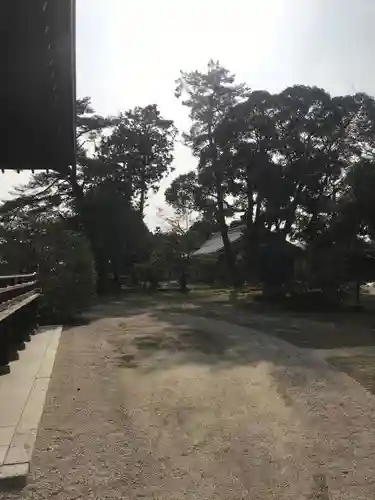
[246,163,254,227]
[110,258,121,292]
[214,174,237,286]
[254,193,263,227]
[207,120,237,286]
[355,279,361,308]
[139,188,146,219]
[138,159,147,218]
[245,172,255,281]
[179,269,188,293]
[282,216,295,240]
[95,255,110,295]
[282,186,302,239]
[68,179,109,296]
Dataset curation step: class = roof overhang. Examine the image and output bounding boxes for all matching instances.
[1,0,76,174]
[192,225,306,257]
[193,226,244,256]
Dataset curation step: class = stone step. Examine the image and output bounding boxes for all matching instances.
[0,326,62,490]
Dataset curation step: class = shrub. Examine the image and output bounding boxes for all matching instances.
[37,229,97,322]
[0,220,96,323]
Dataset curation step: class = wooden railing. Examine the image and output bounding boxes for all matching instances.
[0,273,41,371]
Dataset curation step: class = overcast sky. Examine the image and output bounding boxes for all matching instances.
[2,0,375,228]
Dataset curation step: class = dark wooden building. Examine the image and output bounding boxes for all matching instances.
[1,0,76,174]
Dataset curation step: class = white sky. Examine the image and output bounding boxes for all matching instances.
[2,0,375,229]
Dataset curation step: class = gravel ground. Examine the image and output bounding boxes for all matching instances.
[2,301,375,499]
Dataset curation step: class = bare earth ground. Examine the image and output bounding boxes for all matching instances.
[3,295,375,499]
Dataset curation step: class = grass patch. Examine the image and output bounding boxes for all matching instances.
[268,326,375,349]
[328,355,375,394]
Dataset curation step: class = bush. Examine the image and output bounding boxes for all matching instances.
[0,221,96,323]
[37,229,97,322]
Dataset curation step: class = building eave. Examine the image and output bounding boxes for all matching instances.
[0,0,76,174]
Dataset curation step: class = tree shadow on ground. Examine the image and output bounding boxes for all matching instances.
[155,300,375,349]
[116,325,228,370]
[72,294,375,398]
[64,294,168,330]
[78,292,375,349]
[327,354,375,395]
[57,292,375,408]
[164,303,375,349]
[111,307,362,409]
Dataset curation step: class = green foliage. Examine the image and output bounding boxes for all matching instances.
[1,99,171,296]
[0,215,96,322]
[80,186,151,292]
[346,161,375,239]
[217,85,371,238]
[175,60,250,154]
[5,68,375,304]
[96,105,176,216]
[175,61,250,282]
[165,172,200,213]
[37,229,96,322]
[169,64,375,293]
[133,212,206,292]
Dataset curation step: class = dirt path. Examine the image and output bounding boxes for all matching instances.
[3,302,375,499]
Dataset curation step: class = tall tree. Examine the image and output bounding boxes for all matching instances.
[217,87,375,240]
[172,81,375,290]
[80,184,150,293]
[1,97,116,218]
[165,171,228,221]
[215,89,279,273]
[175,60,250,283]
[97,105,176,217]
[0,99,152,292]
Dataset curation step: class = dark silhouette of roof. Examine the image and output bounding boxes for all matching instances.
[193,225,305,257]
[0,0,76,173]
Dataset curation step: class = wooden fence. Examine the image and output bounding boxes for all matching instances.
[0,273,41,371]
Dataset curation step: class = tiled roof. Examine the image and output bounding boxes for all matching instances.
[193,226,244,256]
